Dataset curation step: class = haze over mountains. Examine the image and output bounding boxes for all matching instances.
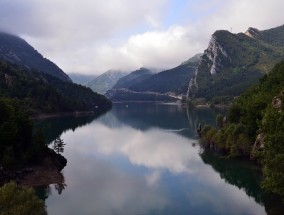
[69,73,98,85]
[0,32,111,114]
[86,70,128,95]
[92,24,284,103]
[1,24,283,104]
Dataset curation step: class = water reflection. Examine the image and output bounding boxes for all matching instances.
[200,151,284,214]
[102,103,226,138]
[34,114,101,143]
[36,104,272,215]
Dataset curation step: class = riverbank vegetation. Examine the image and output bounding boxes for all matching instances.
[0,60,111,116]
[0,181,47,215]
[200,62,284,197]
[0,98,67,172]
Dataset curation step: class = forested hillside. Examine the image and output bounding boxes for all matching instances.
[201,62,284,197]
[0,60,111,115]
[0,32,70,82]
[188,25,284,102]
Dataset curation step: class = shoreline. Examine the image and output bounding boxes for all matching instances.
[32,110,104,120]
[0,150,67,187]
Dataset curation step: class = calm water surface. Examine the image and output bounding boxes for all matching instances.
[35,103,275,215]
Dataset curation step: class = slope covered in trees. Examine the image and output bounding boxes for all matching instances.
[201,62,284,197]
[0,60,111,115]
[188,25,284,102]
[0,98,66,170]
[0,32,70,82]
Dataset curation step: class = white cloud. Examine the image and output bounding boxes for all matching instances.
[0,0,283,75]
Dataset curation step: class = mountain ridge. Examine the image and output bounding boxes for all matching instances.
[87,70,128,94]
[187,24,284,101]
[0,32,71,82]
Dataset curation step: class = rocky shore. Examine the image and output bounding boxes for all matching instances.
[0,149,67,187]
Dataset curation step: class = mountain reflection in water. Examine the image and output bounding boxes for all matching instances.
[35,103,282,215]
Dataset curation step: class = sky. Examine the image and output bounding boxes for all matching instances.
[0,0,283,75]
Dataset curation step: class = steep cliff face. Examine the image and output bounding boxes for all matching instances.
[0,32,71,82]
[187,25,284,101]
[205,31,232,75]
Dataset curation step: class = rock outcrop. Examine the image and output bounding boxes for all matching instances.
[187,25,284,100]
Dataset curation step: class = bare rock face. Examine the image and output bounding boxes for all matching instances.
[204,34,231,75]
[253,133,265,150]
[245,27,261,38]
[186,24,284,101]
[4,73,15,87]
[272,90,283,112]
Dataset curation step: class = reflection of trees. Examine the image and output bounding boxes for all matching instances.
[54,173,67,195]
[111,103,225,138]
[34,114,104,144]
[35,185,52,201]
[35,171,67,200]
[200,151,284,215]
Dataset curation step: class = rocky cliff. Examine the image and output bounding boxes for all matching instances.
[187,25,284,101]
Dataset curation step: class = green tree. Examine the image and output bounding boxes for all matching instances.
[53,137,65,154]
[216,114,224,129]
[261,105,284,197]
[0,182,47,215]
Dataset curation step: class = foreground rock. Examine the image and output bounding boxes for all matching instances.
[0,149,67,187]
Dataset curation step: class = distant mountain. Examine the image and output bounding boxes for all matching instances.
[112,67,153,89]
[128,54,201,94]
[69,73,97,85]
[187,25,284,101]
[107,55,201,102]
[87,70,128,94]
[0,60,111,115]
[0,32,71,82]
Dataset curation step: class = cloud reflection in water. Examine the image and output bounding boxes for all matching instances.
[46,111,266,215]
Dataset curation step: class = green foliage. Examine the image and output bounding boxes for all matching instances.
[192,25,284,101]
[216,114,224,128]
[0,59,111,115]
[201,62,284,197]
[0,181,47,215]
[0,98,47,168]
[261,104,284,197]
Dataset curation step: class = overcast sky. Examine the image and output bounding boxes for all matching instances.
[0,0,283,75]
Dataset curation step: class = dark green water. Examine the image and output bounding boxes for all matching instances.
[35,103,283,215]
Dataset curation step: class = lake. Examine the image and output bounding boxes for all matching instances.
[35,103,280,215]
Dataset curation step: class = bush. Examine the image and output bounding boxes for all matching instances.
[0,182,47,215]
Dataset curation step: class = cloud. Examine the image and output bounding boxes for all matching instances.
[0,0,283,75]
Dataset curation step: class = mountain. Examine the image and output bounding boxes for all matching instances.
[0,60,111,115]
[0,32,71,82]
[128,54,201,95]
[187,25,284,101]
[87,70,128,94]
[69,73,97,85]
[200,61,284,198]
[107,55,201,102]
[112,67,153,89]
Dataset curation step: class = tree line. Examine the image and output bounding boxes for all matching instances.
[201,62,284,198]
